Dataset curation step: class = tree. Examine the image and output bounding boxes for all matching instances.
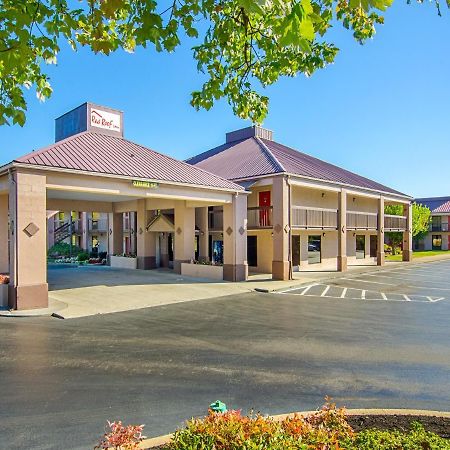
[384,203,431,254]
[0,0,445,126]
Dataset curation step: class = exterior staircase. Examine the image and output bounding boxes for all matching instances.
[54,222,71,244]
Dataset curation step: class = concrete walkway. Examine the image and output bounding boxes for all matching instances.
[3,253,450,319]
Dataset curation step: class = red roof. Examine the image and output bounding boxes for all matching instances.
[187,136,408,197]
[14,132,243,191]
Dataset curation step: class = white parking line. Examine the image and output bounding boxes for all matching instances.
[321,286,330,297]
[403,294,411,301]
[340,288,347,298]
[381,292,387,300]
[361,290,366,299]
[301,285,315,295]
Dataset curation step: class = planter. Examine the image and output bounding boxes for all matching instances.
[0,284,9,308]
[181,263,223,281]
[110,255,138,270]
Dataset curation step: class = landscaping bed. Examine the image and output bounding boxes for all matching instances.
[97,404,450,450]
[347,414,450,438]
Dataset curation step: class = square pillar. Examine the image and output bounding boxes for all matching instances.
[81,212,89,251]
[272,175,290,280]
[108,212,124,257]
[160,233,169,268]
[377,196,385,266]
[9,171,48,310]
[174,201,195,273]
[223,194,248,281]
[337,189,347,271]
[195,207,209,262]
[402,203,413,262]
[0,194,8,273]
[130,212,137,255]
[137,200,156,269]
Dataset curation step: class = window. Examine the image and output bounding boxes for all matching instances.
[432,235,442,250]
[308,235,321,264]
[58,211,65,221]
[356,235,365,259]
[432,216,442,231]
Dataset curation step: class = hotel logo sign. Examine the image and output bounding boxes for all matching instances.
[132,180,159,189]
[90,108,121,132]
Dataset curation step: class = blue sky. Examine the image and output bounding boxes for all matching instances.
[1,1,448,197]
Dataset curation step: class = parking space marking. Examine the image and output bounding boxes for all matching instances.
[321,286,330,297]
[276,283,445,303]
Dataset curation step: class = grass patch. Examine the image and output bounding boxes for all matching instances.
[386,250,450,262]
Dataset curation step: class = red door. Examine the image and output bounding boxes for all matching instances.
[259,191,271,226]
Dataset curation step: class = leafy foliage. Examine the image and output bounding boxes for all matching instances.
[0,0,444,125]
[95,420,146,450]
[47,241,83,257]
[384,203,431,254]
[163,403,450,450]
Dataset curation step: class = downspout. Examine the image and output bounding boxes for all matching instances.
[8,168,17,309]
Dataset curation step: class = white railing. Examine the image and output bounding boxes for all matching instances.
[347,211,378,230]
[88,218,108,232]
[384,214,407,231]
[292,206,338,229]
[247,206,273,228]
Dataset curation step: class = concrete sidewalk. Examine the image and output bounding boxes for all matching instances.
[2,253,449,319]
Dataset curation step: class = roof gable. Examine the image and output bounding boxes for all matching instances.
[415,197,450,213]
[14,132,243,191]
[188,135,408,197]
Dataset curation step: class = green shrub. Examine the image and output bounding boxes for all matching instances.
[48,242,83,257]
[352,422,449,449]
[164,403,449,450]
[77,252,89,262]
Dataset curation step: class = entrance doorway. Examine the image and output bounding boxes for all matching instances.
[292,235,300,266]
[247,236,257,267]
[370,235,377,257]
[308,235,321,264]
[356,235,365,259]
[259,191,271,227]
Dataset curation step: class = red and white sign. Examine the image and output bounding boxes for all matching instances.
[90,108,121,132]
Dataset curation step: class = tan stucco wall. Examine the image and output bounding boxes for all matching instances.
[248,230,273,273]
[291,186,338,209]
[0,194,8,273]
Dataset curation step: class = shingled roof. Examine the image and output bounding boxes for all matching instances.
[415,197,450,214]
[13,131,244,191]
[187,127,408,197]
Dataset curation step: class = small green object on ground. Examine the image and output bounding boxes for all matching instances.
[209,400,227,413]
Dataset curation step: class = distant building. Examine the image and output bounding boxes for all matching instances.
[414,197,450,251]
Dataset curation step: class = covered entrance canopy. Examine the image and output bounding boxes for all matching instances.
[0,103,248,310]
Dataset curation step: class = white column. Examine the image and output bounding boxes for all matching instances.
[377,196,385,266]
[136,200,156,269]
[174,201,195,273]
[403,202,413,262]
[196,207,209,262]
[0,194,8,273]
[337,189,347,271]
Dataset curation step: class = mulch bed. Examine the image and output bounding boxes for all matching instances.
[347,414,450,438]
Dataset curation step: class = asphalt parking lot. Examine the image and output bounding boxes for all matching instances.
[0,260,449,449]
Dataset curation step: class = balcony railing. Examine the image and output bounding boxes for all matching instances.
[208,209,223,231]
[429,223,449,232]
[292,206,338,229]
[347,211,378,230]
[247,206,273,229]
[88,218,108,232]
[384,214,407,231]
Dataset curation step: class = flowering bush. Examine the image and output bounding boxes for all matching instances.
[0,274,9,284]
[167,401,354,450]
[95,421,145,450]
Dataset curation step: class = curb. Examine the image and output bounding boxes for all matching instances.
[136,408,450,449]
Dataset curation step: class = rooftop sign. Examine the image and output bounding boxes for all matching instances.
[90,108,121,133]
